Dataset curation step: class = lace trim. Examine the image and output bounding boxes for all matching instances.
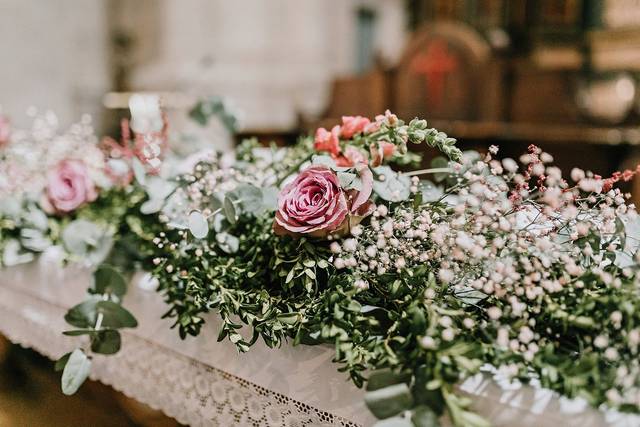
[0,283,360,427]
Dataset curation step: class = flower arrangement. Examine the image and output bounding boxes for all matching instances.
[3,107,640,427]
[0,107,172,395]
[0,98,240,396]
[137,112,640,426]
[0,112,113,266]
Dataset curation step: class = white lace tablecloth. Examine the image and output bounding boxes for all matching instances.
[0,260,639,427]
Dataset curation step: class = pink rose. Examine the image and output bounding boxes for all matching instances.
[274,165,373,238]
[0,115,10,147]
[43,160,98,214]
[314,125,341,156]
[340,116,370,139]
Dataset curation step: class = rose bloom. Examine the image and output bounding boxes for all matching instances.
[274,165,373,238]
[340,116,370,139]
[42,159,98,213]
[314,125,341,156]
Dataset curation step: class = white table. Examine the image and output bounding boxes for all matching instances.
[1,261,638,427]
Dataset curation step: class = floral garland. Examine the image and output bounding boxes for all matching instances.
[0,99,237,396]
[135,112,640,426]
[2,108,640,426]
[0,108,172,394]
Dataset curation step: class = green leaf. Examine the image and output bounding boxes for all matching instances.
[65,298,101,328]
[61,219,113,265]
[61,349,91,395]
[373,166,411,202]
[91,330,122,355]
[65,299,137,329]
[140,197,165,214]
[230,184,264,214]
[2,239,35,266]
[54,352,72,372]
[188,210,209,239]
[216,232,239,254]
[419,181,444,202]
[367,369,411,391]
[365,383,414,419]
[224,196,237,224]
[62,329,96,336]
[210,193,224,211]
[285,268,295,284]
[261,186,279,211]
[96,301,138,328]
[276,312,300,325]
[338,172,361,190]
[430,157,449,182]
[93,265,127,297]
[411,405,440,427]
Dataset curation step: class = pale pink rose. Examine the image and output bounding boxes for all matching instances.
[314,125,341,156]
[43,160,98,213]
[274,165,373,238]
[0,115,10,147]
[340,116,370,139]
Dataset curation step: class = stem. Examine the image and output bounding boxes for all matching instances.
[205,207,222,219]
[95,313,104,331]
[404,167,451,177]
[95,294,109,331]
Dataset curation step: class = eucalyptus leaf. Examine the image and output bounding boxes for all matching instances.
[20,228,51,252]
[91,330,122,354]
[61,349,91,395]
[210,193,223,211]
[95,301,138,328]
[65,298,137,329]
[224,196,237,224]
[312,154,351,172]
[140,197,165,214]
[54,352,72,372]
[367,369,411,391]
[373,166,411,202]
[0,196,22,218]
[230,184,263,214]
[365,383,414,419]
[261,186,279,211]
[430,157,449,182]
[411,405,440,427]
[419,181,444,203]
[62,329,96,336]
[216,232,239,254]
[65,298,101,328]
[2,239,35,266]
[25,206,49,230]
[61,219,113,265]
[188,210,209,239]
[93,264,127,297]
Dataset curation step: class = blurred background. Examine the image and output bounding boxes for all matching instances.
[2,1,640,190]
[2,0,640,425]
